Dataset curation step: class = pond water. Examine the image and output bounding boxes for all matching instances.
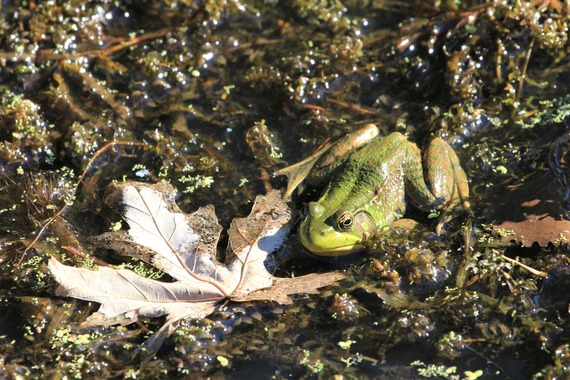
[1,0,570,378]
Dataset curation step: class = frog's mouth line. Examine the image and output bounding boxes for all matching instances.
[298,226,366,256]
[298,220,366,256]
[303,241,367,257]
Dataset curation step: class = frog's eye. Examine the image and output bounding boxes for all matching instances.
[337,211,354,231]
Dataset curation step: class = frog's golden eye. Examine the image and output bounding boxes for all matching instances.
[337,211,354,231]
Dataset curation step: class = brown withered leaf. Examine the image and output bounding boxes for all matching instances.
[492,170,570,247]
[48,182,344,351]
[234,273,347,304]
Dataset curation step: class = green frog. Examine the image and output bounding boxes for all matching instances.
[276,124,471,256]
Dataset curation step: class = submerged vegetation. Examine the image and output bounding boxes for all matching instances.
[0,0,570,378]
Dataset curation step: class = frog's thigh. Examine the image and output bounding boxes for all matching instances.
[424,138,469,209]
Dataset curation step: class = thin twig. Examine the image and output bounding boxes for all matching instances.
[512,37,535,119]
[500,254,547,277]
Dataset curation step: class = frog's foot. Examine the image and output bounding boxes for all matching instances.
[434,206,455,235]
[433,184,473,235]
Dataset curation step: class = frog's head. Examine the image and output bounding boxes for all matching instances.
[299,201,374,256]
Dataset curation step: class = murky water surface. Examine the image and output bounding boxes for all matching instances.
[1,1,570,378]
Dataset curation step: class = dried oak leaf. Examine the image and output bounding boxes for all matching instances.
[492,170,570,247]
[48,182,344,350]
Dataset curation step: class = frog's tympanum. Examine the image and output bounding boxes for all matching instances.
[277,125,471,256]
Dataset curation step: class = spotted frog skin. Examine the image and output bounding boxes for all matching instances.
[295,127,470,256]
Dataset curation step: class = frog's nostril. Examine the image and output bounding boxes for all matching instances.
[308,202,325,216]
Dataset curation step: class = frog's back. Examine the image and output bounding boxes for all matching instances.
[349,132,410,172]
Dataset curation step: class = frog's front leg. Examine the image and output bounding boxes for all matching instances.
[404,138,471,233]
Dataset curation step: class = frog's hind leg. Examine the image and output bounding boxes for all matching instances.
[275,124,379,199]
[306,123,380,184]
[424,138,470,210]
[424,138,472,233]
